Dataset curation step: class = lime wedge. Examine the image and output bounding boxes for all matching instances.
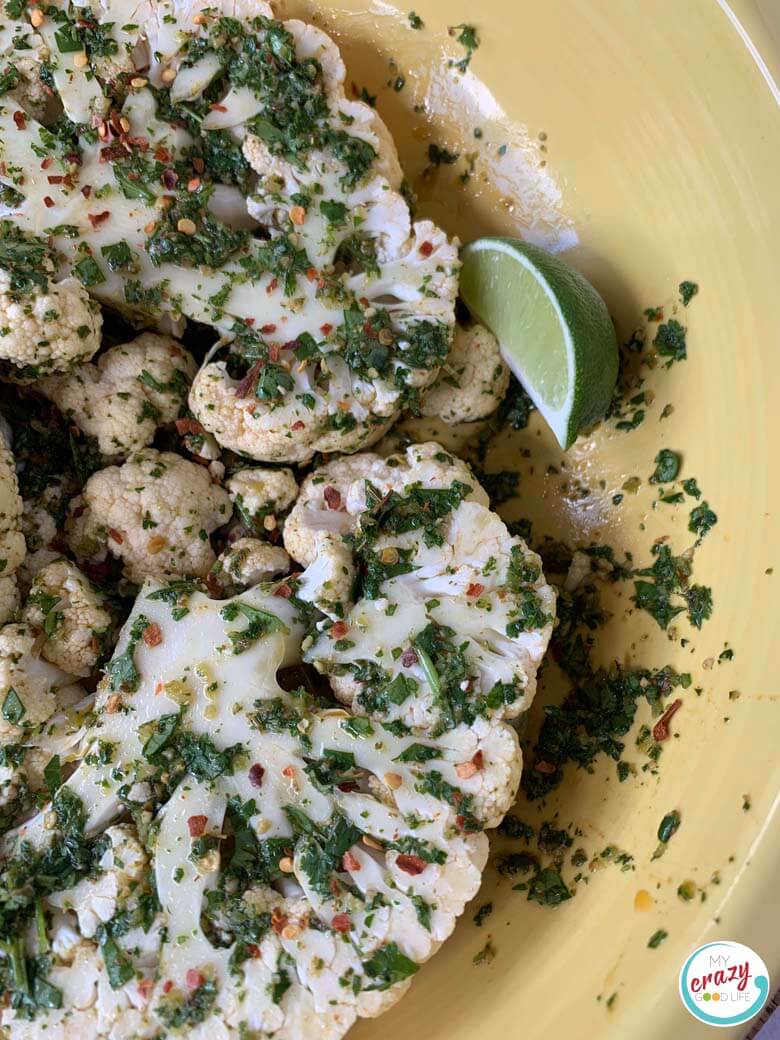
[459,237,618,449]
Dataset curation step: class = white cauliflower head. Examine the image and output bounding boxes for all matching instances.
[22,560,116,677]
[0,226,102,380]
[421,323,510,424]
[40,334,197,459]
[66,449,233,583]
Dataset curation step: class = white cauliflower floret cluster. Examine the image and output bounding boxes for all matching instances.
[22,560,116,677]
[227,466,299,537]
[0,273,102,381]
[40,334,197,458]
[0,418,29,615]
[211,538,290,594]
[286,443,556,733]
[0,623,84,741]
[66,449,232,583]
[421,324,510,423]
[17,478,69,589]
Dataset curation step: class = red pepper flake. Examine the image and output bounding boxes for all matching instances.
[243,317,255,327]
[248,764,265,788]
[331,913,351,933]
[267,343,280,362]
[235,358,265,398]
[185,969,204,990]
[396,853,427,876]
[401,648,418,667]
[108,527,124,544]
[80,184,92,199]
[12,111,25,130]
[187,815,208,837]
[320,322,333,335]
[43,196,54,208]
[419,240,434,257]
[261,323,277,334]
[46,175,64,185]
[273,583,292,599]
[652,698,683,742]
[271,908,288,934]
[154,146,171,163]
[246,944,261,958]
[88,210,110,228]
[291,420,305,431]
[281,765,295,779]
[337,781,359,792]
[209,102,228,112]
[162,979,173,994]
[142,622,162,647]
[342,851,361,872]
[137,977,155,1000]
[175,418,205,435]
[467,582,485,598]
[323,486,341,510]
[266,277,279,294]
[192,157,204,173]
[40,157,53,170]
[330,620,348,639]
[305,267,317,282]
[187,176,201,193]
[534,760,556,774]
[472,750,484,770]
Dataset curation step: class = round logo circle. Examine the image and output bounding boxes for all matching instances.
[679,940,770,1027]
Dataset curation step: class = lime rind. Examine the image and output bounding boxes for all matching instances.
[459,237,618,449]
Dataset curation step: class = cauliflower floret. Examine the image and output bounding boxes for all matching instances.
[226,466,299,540]
[179,425,222,462]
[294,532,355,619]
[39,333,197,459]
[284,442,487,567]
[0,271,102,381]
[22,561,116,677]
[49,825,148,937]
[0,576,19,626]
[288,443,555,732]
[210,538,290,594]
[18,479,68,588]
[66,449,233,583]
[0,623,83,741]
[0,430,26,582]
[421,324,510,424]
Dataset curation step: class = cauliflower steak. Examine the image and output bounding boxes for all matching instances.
[0,0,460,462]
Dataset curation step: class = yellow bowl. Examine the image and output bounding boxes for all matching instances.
[281,1,780,1036]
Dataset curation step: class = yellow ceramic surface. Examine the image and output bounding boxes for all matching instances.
[279,1,779,1037]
